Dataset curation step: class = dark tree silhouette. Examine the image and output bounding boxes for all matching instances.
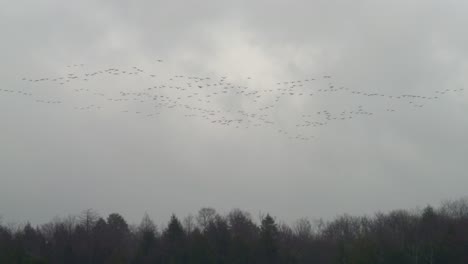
[134,213,158,264]
[259,214,279,264]
[162,214,186,264]
[2,198,468,264]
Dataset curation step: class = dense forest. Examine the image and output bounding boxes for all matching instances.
[1,198,468,264]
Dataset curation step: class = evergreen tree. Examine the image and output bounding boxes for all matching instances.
[162,214,186,264]
[260,214,279,264]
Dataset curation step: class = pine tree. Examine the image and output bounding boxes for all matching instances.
[260,214,279,264]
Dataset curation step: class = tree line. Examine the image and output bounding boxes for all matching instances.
[1,198,468,264]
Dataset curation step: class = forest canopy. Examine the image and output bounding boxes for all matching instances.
[2,198,468,264]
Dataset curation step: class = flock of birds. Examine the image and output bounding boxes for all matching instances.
[2,60,465,141]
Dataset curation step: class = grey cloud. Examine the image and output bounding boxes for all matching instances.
[0,0,467,225]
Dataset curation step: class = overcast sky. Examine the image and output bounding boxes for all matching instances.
[1,0,467,226]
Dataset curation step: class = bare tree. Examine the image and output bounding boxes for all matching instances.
[78,209,99,264]
[440,197,468,219]
[293,218,312,239]
[183,214,196,233]
[139,212,157,235]
[197,207,217,231]
[79,209,99,234]
[63,215,77,235]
